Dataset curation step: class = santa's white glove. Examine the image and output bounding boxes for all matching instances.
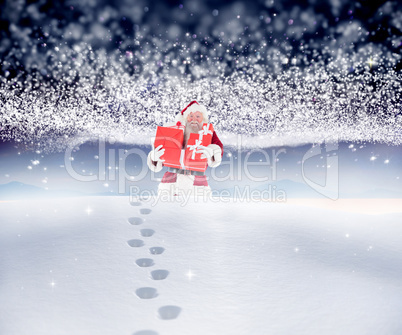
[196,144,222,168]
[147,144,165,172]
[196,145,213,160]
[150,145,165,163]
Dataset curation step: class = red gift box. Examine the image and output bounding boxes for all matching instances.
[197,123,214,144]
[154,124,185,168]
[153,123,215,172]
[184,135,206,171]
[184,123,214,172]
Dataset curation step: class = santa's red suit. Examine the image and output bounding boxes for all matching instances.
[147,101,223,195]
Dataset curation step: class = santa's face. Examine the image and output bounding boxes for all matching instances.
[186,111,203,132]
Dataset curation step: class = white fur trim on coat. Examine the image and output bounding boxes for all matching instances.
[207,144,222,168]
[175,103,209,124]
[147,151,164,172]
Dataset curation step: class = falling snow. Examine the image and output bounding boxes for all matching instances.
[0,1,401,152]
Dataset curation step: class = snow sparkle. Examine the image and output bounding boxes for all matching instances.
[186,269,195,281]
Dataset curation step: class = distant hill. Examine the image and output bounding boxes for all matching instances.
[214,179,402,199]
[254,179,325,198]
[214,179,326,199]
[0,181,87,200]
[350,188,402,199]
[1,180,400,200]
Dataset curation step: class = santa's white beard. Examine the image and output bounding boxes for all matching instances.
[184,121,202,146]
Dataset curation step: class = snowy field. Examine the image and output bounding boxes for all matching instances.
[1,2,401,334]
[1,196,402,335]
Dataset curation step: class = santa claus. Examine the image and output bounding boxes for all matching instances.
[147,101,224,195]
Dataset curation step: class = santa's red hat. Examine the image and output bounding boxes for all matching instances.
[175,100,209,124]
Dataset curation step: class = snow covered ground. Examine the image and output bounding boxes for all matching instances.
[1,196,402,335]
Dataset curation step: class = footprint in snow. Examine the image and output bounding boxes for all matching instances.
[128,217,144,225]
[140,229,155,237]
[127,239,144,248]
[151,270,169,281]
[140,208,152,215]
[158,306,181,320]
[149,247,165,255]
[132,331,159,335]
[135,287,158,299]
[135,258,154,267]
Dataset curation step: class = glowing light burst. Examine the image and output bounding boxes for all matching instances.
[85,207,93,215]
[186,269,195,281]
[367,57,374,69]
[50,280,56,291]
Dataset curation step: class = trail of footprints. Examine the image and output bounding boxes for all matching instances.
[128,200,181,335]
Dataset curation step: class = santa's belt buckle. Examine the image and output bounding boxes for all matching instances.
[184,170,191,175]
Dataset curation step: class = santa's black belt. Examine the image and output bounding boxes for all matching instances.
[168,167,205,176]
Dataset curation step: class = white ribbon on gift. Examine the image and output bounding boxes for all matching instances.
[188,139,202,160]
[198,124,213,138]
[179,149,185,169]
